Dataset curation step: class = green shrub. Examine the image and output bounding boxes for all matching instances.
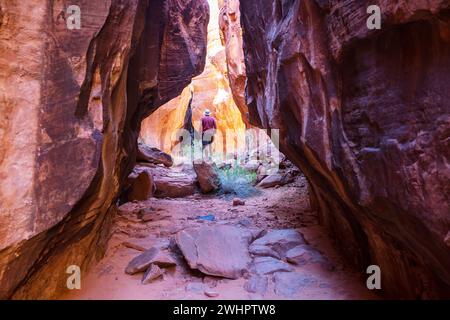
[217,163,259,198]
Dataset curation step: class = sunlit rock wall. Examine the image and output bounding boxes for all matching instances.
[0,0,208,299]
[140,0,247,161]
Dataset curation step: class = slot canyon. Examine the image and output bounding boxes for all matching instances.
[0,0,449,300]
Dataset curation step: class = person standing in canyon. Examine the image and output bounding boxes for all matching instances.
[200,109,217,161]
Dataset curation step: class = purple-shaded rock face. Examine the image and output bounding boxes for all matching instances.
[0,0,208,299]
[239,0,450,298]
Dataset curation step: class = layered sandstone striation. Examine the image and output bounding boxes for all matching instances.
[239,0,450,298]
[0,0,208,299]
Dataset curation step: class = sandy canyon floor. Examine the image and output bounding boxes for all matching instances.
[63,174,377,300]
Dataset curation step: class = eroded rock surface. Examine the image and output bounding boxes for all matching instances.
[239,0,450,298]
[0,0,209,299]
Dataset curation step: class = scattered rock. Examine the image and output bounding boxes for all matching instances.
[249,244,282,260]
[244,275,268,295]
[142,264,164,284]
[232,198,246,206]
[251,257,293,275]
[137,143,173,167]
[193,161,221,193]
[273,272,318,297]
[125,248,176,274]
[185,282,205,293]
[127,171,155,201]
[176,225,252,279]
[256,174,292,188]
[204,290,220,298]
[251,229,305,258]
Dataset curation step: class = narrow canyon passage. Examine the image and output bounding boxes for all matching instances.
[0,0,449,301]
[62,0,375,299]
[64,168,374,300]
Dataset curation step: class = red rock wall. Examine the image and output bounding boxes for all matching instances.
[0,0,208,299]
[239,0,450,298]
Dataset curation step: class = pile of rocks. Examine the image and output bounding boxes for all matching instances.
[123,225,333,297]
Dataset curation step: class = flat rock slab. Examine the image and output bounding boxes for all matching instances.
[125,248,176,275]
[251,229,305,258]
[176,225,252,279]
[251,256,293,275]
[273,272,318,297]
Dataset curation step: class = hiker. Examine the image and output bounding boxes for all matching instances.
[200,109,217,161]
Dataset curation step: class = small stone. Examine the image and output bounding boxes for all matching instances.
[142,264,164,284]
[204,290,220,298]
[186,282,205,293]
[238,218,252,227]
[232,198,246,206]
[244,275,268,295]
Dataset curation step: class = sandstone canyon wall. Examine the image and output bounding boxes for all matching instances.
[0,0,208,299]
[140,0,247,159]
[239,0,450,298]
[218,0,248,126]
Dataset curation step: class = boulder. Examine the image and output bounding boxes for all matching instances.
[175,225,252,279]
[127,171,155,201]
[149,165,198,198]
[256,174,291,188]
[193,161,221,193]
[137,143,173,167]
[251,229,306,258]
